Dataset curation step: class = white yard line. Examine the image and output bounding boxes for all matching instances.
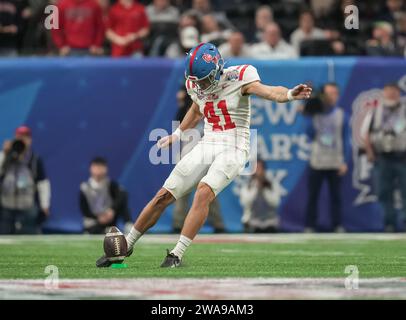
[1,278,406,300]
[1,233,406,245]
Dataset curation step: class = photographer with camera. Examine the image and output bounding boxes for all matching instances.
[365,83,406,232]
[0,126,51,234]
[301,83,350,232]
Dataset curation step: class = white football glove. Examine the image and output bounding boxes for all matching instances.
[157,128,182,149]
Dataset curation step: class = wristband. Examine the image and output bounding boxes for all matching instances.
[287,89,294,101]
[173,127,183,139]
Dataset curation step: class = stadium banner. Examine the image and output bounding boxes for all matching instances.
[0,57,405,233]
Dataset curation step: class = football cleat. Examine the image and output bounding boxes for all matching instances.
[96,255,112,268]
[160,249,181,268]
[95,247,133,268]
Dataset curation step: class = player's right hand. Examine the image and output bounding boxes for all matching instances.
[157,134,178,149]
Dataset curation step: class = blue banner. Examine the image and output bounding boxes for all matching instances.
[0,57,405,233]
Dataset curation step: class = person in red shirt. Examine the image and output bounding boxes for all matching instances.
[106,0,150,57]
[52,0,105,56]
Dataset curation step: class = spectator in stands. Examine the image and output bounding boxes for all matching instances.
[395,13,406,53]
[250,22,297,59]
[98,0,110,21]
[145,0,179,56]
[200,14,231,47]
[314,0,363,55]
[303,83,349,233]
[290,10,325,55]
[316,0,354,30]
[0,126,51,234]
[106,0,150,57]
[365,83,406,232]
[96,0,111,55]
[165,12,200,58]
[171,85,225,233]
[191,0,233,30]
[146,0,179,24]
[299,30,349,56]
[240,159,280,233]
[20,0,53,55]
[366,21,402,56]
[51,0,105,56]
[80,157,132,234]
[176,10,201,31]
[0,0,30,56]
[166,26,199,58]
[218,31,250,58]
[253,5,273,43]
[309,0,336,21]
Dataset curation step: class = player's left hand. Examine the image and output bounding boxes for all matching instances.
[157,134,178,149]
[291,84,312,100]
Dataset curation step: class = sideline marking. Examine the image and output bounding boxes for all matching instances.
[1,277,406,300]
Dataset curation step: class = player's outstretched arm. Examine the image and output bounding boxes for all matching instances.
[157,102,203,149]
[241,81,312,102]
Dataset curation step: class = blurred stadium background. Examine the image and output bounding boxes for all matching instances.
[0,0,406,300]
[1,0,405,234]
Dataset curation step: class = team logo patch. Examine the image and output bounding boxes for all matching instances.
[197,91,205,100]
[225,70,239,81]
[202,53,219,64]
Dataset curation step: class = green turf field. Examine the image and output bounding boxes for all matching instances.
[1,234,406,299]
[0,234,405,279]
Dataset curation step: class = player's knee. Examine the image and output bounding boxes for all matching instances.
[194,183,215,206]
[153,188,175,209]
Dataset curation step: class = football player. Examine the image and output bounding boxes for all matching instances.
[97,42,312,268]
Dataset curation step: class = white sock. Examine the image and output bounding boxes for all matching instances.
[170,235,192,260]
[125,227,142,250]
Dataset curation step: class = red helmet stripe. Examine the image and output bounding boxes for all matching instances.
[189,43,205,77]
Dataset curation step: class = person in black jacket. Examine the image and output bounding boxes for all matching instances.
[0,0,30,56]
[79,157,132,234]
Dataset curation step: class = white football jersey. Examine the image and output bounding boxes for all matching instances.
[185,65,260,152]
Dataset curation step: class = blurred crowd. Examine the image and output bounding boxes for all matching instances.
[0,0,405,58]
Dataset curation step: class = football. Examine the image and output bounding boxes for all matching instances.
[103,226,128,263]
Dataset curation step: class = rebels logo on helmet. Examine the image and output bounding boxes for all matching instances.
[202,53,219,64]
